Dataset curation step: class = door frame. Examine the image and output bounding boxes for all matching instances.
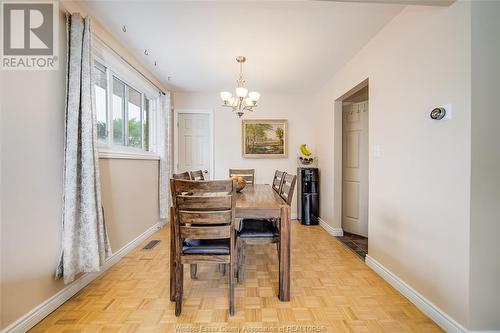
[173,109,215,180]
[333,79,369,238]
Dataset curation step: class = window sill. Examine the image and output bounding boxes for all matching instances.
[98,149,160,160]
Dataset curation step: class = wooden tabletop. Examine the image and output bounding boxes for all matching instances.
[235,184,287,219]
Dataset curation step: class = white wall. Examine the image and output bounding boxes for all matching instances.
[174,92,316,215]
[1,11,68,328]
[469,0,500,330]
[0,4,166,329]
[313,1,471,328]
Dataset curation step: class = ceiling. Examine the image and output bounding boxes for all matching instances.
[81,1,404,93]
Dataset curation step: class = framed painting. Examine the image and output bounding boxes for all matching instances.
[242,119,288,158]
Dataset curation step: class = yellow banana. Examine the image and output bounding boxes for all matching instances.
[300,144,312,156]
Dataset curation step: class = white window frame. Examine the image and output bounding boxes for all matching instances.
[93,37,160,160]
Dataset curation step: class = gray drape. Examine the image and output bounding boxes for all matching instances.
[56,14,111,284]
[159,92,172,220]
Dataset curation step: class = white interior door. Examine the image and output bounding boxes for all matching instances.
[177,112,211,179]
[342,101,368,237]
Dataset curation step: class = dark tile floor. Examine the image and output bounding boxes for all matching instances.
[336,232,368,260]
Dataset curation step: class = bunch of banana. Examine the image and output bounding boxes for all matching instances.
[298,144,314,165]
[300,144,312,157]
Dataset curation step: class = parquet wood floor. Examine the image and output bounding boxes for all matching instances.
[30,221,442,333]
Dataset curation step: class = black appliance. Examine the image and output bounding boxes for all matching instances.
[297,168,319,225]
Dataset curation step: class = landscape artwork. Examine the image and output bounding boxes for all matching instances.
[242,119,288,158]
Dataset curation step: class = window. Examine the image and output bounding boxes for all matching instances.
[94,62,108,144]
[112,77,126,146]
[93,60,158,158]
[127,85,142,148]
[144,97,151,151]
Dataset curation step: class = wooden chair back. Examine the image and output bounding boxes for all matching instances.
[170,179,237,315]
[173,171,191,180]
[189,170,205,181]
[279,174,297,205]
[171,179,237,249]
[229,168,255,184]
[272,170,286,193]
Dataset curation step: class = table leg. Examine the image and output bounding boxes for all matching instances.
[279,205,291,301]
[169,207,176,302]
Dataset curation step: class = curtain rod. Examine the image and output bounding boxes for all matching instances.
[63,9,166,95]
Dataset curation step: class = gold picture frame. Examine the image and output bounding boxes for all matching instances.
[242,119,288,158]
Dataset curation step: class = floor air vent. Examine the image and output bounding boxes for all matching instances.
[143,240,160,250]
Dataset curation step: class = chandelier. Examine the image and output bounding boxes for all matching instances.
[220,56,260,118]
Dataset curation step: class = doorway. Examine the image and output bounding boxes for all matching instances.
[336,82,369,259]
[174,109,214,180]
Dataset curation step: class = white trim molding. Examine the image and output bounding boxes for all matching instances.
[2,222,163,333]
[365,255,468,333]
[98,149,160,160]
[318,217,344,236]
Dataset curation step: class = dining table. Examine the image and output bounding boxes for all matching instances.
[235,184,291,301]
[169,183,291,302]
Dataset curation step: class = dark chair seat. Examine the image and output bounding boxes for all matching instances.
[182,239,230,255]
[237,219,279,238]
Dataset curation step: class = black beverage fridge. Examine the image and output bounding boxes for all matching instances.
[297,168,319,225]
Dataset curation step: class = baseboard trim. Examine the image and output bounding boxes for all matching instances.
[2,222,163,333]
[318,217,344,236]
[365,255,468,333]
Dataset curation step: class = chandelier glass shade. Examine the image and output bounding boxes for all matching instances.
[220,56,260,117]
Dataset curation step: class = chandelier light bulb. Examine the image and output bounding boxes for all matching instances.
[248,91,260,101]
[220,91,232,102]
[236,87,248,98]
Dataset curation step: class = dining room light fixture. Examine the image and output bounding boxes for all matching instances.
[220,56,260,118]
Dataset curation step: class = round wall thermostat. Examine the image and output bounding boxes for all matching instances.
[430,107,446,120]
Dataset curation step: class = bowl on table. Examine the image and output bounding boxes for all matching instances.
[298,156,315,165]
[230,176,247,192]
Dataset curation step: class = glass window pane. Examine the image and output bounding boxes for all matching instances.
[143,98,150,151]
[112,77,125,146]
[94,62,107,144]
[127,87,142,148]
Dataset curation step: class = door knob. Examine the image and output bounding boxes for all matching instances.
[203,170,208,174]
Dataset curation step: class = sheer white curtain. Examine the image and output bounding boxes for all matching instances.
[158,92,172,220]
[56,13,111,284]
